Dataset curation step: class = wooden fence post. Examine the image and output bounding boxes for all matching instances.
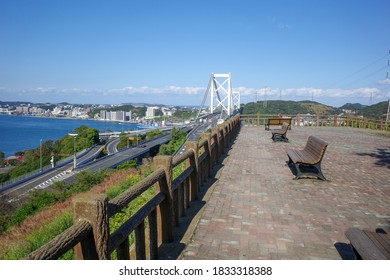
[186,141,199,201]
[73,193,109,260]
[212,127,221,160]
[202,132,212,179]
[334,114,338,127]
[225,121,230,145]
[153,156,174,244]
[227,119,232,145]
[219,124,226,152]
[233,115,239,135]
[210,128,218,166]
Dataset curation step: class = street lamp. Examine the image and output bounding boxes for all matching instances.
[68,133,78,169]
[136,126,139,146]
[40,139,42,172]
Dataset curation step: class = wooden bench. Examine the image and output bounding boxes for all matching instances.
[270,122,290,142]
[265,118,292,130]
[345,228,390,259]
[286,135,328,180]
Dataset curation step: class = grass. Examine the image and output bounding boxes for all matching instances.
[0,136,189,259]
[0,163,158,259]
[2,211,73,260]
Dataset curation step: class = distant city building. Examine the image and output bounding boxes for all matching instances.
[100,110,132,121]
[15,106,30,114]
[30,107,46,115]
[161,107,173,116]
[52,106,63,115]
[126,111,132,121]
[100,110,110,120]
[146,106,159,119]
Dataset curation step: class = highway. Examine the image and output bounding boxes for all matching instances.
[0,144,104,201]
[0,126,192,203]
[104,126,174,155]
[78,132,172,172]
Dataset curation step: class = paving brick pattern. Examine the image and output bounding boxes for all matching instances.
[179,126,390,259]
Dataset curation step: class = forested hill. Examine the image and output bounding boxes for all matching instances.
[241,100,340,115]
[351,101,388,120]
[241,100,388,120]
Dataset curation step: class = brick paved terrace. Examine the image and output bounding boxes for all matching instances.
[178,125,390,260]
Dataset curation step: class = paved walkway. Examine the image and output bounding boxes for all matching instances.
[179,126,390,260]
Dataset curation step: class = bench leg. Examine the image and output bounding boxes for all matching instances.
[272,133,288,142]
[293,162,327,180]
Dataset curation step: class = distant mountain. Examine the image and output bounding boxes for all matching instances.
[0,101,33,106]
[241,100,340,116]
[241,100,388,120]
[339,103,367,110]
[357,101,388,119]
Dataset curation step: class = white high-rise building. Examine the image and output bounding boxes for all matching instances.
[146,106,158,119]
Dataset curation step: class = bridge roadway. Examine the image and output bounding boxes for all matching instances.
[0,126,192,203]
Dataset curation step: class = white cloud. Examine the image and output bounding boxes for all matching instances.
[378,79,390,85]
[233,86,384,99]
[1,85,389,106]
[107,86,205,95]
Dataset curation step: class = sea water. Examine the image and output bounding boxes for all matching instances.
[0,115,139,157]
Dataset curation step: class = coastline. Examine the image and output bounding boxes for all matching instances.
[0,115,144,157]
[1,113,139,124]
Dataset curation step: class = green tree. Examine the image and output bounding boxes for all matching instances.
[73,126,100,150]
[158,128,187,155]
[145,129,163,140]
[3,126,101,181]
[117,132,129,150]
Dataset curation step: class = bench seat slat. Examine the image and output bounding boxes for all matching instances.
[286,135,328,180]
[270,122,290,142]
[345,228,390,260]
[287,149,318,164]
[363,230,390,259]
[265,118,292,130]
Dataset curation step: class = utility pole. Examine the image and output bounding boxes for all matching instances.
[384,50,389,123]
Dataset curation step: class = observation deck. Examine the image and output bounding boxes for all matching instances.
[178,125,390,259]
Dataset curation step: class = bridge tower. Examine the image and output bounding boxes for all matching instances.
[197,73,240,120]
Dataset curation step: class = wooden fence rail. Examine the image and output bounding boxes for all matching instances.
[241,113,389,131]
[25,114,241,260]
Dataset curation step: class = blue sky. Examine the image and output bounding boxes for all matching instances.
[1,0,389,107]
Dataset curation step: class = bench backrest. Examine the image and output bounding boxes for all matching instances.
[280,122,290,133]
[303,136,328,164]
[267,118,292,125]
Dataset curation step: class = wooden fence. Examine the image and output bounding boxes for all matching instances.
[24,114,241,260]
[241,113,389,131]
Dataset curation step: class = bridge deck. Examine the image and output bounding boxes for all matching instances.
[178,126,390,259]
